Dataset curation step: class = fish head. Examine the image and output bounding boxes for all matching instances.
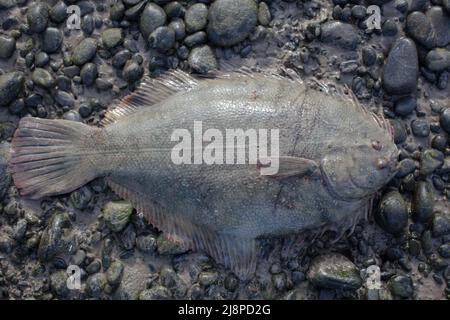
[320,127,398,201]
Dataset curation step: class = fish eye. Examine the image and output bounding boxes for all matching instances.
[376,158,388,169]
[371,140,382,151]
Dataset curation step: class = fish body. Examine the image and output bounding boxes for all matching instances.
[9,70,398,277]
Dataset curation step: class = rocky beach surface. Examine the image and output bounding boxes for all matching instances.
[0,0,449,300]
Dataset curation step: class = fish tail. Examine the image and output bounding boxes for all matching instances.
[9,117,101,199]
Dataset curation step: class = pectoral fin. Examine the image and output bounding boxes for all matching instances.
[259,156,319,179]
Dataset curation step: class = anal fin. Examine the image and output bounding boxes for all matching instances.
[106,177,257,279]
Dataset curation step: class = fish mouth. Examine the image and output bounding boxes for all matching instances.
[320,165,361,202]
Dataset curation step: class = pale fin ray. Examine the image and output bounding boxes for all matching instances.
[106,177,257,279]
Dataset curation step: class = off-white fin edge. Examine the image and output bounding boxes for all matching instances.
[100,69,199,126]
[99,66,306,126]
[106,177,257,280]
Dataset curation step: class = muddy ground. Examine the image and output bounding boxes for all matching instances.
[0,0,449,300]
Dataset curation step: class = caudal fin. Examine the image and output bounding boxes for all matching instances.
[9,117,100,199]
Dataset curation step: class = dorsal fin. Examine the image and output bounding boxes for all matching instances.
[100,69,199,126]
[100,66,304,126]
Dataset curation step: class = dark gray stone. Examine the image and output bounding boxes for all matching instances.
[139,3,166,39]
[0,35,16,59]
[185,3,208,33]
[188,45,218,74]
[320,21,360,50]
[0,71,24,106]
[27,2,49,34]
[376,191,408,234]
[307,254,362,290]
[148,26,175,52]
[207,0,258,47]
[72,38,97,66]
[382,37,418,95]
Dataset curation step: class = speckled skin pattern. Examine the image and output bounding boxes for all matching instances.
[88,74,399,240]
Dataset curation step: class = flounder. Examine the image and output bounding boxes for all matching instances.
[9,70,398,278]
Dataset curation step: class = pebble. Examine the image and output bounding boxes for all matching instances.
[273,273,288,291]
[148,26,175,52]
[362,46,377,66]
[139,286,172,300]
[258,2,271,26]
[406,7,450,49]
[102,28,124,50]
[80,63,98,86]
[27,2,49,34]
[396,158,416,178]
[185,3,208,33]
[391,119,407,144]
[184,31,207,48]
[0,142,11,199]
[81,15,94,35]
[198,271,219,286]
[169,19,186,41]
[438,243,450,258]
[96,78,113,90]
[63,65,80,78]
[389,275,414,298]
[164,1,184,18]
[0,35,16,59]
[87,273,107,297]
[38,213,71,262]
[224,274,239,292]
[50,270,69,298]
[320,21,360,50]
[136,234,157,253]
[426,48,450,72]
[86,259,102,274]
[394,96,416,116]
[0,71,24,107]
[72,38,97,66]
[382,37,418,95]
[102,201,133,232]
[440,108,450,133]
[122,60,144,83]
[420,149,444,175]
[49,1,68,24]
[32,68,55,89]
[54,90,75,108]
[375,191,408,234]
[110,1,125,21]
[140,3,167,39]
[411,181,434,223]
[125,1,147,21]
[411,119,430,137]
[306,254,362,290]
[106,260,124,286]
[207,0,258,47]
[0,234,13,254]
[35,52,49,67]
[432,214,450,237]
[351,5,366,19]
[119,224,136,250]
[71,249,86,266]
[382,19,398,36]
[188,45,218,74]
[42,27,63,53]
[112,50,132,69]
